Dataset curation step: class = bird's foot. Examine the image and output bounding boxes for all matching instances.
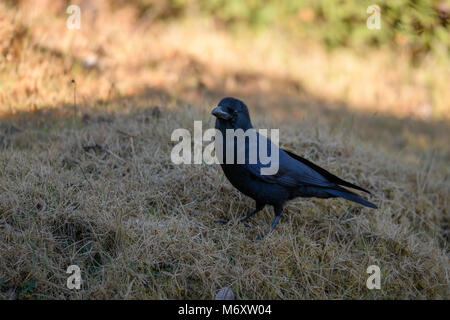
[238,216,250,223]
[254,231,271,241]
[239,212,256,224]
[215,217,230,224]
[254,235,264,241]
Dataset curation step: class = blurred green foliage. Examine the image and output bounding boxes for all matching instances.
[133,0,449,60]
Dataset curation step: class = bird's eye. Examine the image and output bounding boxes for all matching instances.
[233,110,238,115]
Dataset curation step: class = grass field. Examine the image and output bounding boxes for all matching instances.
[0,1,448,299]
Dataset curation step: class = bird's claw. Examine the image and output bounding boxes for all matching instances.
[254,231,269,241]
[238,217,250,224]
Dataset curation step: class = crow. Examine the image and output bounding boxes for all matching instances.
[211,97,377,239]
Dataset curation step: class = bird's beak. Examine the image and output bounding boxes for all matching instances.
[211,106,232,120]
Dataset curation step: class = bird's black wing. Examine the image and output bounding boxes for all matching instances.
[282,149,371,194]
[245,135,336,188]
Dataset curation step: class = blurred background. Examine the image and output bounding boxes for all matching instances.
[1,0,449,119]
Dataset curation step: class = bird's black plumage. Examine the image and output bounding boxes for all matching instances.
[212,97,377,239]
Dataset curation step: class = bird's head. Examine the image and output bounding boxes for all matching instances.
[211,97,253,130]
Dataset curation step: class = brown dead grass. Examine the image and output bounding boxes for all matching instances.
[0,1,449,299]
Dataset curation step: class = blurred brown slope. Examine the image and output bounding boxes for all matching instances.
[1,0,449,120]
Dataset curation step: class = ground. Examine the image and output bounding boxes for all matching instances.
[0,1,448,299]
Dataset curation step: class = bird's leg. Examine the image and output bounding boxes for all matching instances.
[255,205,283,241]
[239,202,265,223]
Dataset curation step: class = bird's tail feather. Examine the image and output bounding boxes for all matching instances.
[325,187,377,209]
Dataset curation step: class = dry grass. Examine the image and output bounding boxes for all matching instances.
[0,1,449,299]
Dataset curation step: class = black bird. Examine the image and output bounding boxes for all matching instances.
[212,97,377,239]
